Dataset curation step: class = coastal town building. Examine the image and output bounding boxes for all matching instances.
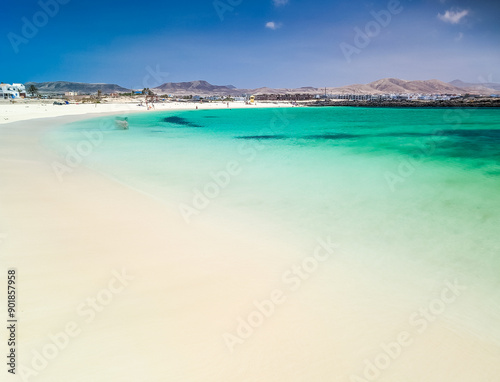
[0,83,26,99]
[254,93,315,101]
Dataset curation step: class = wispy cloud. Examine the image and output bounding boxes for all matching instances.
[273,0,289,7]
[438,9,469,24]
[265,21,282,30]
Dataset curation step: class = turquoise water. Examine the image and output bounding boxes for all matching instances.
[46,107,500,337]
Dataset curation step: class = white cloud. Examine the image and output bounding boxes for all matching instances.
[438,9,469,24]
[273,0,289,6]
[265,21,281,30]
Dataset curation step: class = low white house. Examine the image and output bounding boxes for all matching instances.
[0,83,26,99]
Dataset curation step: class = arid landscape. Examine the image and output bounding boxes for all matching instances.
[24,78,500,97]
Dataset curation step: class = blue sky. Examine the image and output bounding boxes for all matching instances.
[1,0,499,88]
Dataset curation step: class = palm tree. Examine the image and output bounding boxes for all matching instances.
[97,90,102,99]
[28,84,38,97]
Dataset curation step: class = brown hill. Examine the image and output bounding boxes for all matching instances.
[367,78,463,94]
[449,80,499,94]
[149,78,499,96]
[252,78,467,95]
[154,80,237,95]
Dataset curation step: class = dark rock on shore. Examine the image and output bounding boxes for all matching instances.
[309,99,500,108]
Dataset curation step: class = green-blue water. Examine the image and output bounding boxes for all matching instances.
[47,106,500,339]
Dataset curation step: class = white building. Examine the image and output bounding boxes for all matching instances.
[0,83,26,99]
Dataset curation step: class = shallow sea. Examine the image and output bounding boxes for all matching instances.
[46,106,500,342]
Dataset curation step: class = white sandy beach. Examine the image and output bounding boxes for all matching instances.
[0,100,293,125]
[1,108,500,382]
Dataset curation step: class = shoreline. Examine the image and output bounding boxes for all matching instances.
[309,99,500,108]
[1,112,500,381]
[0,100,295,125]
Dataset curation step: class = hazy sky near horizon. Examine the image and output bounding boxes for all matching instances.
[1,0,499,88]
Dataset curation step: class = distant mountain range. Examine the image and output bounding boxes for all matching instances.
[24,78,500,96]
[151,78,499,96]
[449,79,500,93]
[24,81,130,94]
[361,78,462,94]
[155,80,237,94]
